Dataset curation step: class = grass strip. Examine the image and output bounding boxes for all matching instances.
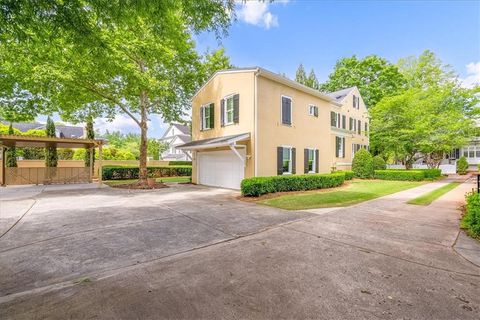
[407,182,459,206]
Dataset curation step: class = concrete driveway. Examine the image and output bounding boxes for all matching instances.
[1,181,479,319]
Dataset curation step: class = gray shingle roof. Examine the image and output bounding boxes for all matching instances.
[326,87,356,102]
[178,133,249,149]
[172,123,190,135]
[2,121,84,138]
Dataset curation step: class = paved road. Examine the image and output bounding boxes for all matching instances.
[0,180,479,319]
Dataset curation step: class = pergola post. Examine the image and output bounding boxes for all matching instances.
[1,146,5,187]
[98,143,103,187]
[89,146,94,182]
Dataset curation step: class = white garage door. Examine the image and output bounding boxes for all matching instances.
[197,149,245,189]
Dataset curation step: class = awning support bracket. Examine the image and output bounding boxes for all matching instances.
[229,143,246,167]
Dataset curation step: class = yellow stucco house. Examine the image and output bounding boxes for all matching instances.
[178,67,369,189]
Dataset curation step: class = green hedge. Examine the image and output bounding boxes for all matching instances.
[420,169,442,179]
[168,160,192,166]
[337,170,354,180]
[241,172,345,197]
[103,166,192,180]
[462,192,480,238]
[374,170,425,181]
[352,149,374,179]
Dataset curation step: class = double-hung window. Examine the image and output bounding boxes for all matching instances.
[331,111,337,127]
[201,103,214,130]
[281,96,292,125]
[336,136,345,158]
[224,95,234,125]
[308,149,315,173]
[309,105,318,117]
[282,147,292,174]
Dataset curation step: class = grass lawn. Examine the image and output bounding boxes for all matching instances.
[104,176,191,187]
[407,182,460,206]
[258,180,423,210]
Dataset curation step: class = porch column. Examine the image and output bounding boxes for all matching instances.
[98,144,103,186]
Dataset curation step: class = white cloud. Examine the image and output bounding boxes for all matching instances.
[95,114,169,138]
[237,0,288,29]
[461,62,480,88]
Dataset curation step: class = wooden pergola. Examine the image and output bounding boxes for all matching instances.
[0,134,104,186]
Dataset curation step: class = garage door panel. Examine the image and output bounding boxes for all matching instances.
[198,150,245,189]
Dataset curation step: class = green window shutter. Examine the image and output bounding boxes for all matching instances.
[342,138,346,158]
[291,148,296,174]
[200,107,204,131]
[304,149,309,174]
[233,94,240,123]
[335,137,339,157]
[358,120,361,134]
[277,147,283,175]
[209,103,215,129]
[315,149,319,173]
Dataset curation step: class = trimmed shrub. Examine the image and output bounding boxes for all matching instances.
[374,170,424,181]
[352,149,374,179]
[241,173,345,197]
[169,160,192,166]
[103,166,191,180]
[420,168,442,179]
[462,192,480,238]
[336,170,354,180]
[457,156,468,175]
[372,156,387,170]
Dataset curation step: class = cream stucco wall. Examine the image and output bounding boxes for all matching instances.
[256,76,333,176]
[190,71,256,183]
[331,87,369,170]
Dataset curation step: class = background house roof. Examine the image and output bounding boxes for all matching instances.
[2,121,85,138]
[172,123,190,135]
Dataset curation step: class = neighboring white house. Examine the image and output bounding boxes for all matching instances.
[159,123,192,161]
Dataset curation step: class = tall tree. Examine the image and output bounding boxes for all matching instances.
[306,69,320,90]
[295,64,307,85]
[320,55,406,107]
[1,1,234,186]
[45,116,58,167]
[5,124,17,167]
[201,47,233,82]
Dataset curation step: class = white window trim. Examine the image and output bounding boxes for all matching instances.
[280,95,293,126]
[307,148,317,173]
[337,113,341,128]
[337,136,344,158]
[308,104,317,117]
[223,93,236,126]
[200,103,213,130]
[281,145,293,175]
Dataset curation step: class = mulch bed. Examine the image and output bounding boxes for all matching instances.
[111,182,169,190]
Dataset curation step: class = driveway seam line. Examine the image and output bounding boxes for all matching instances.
[0,198,38,241]
[283,225,480,277]
[452,230,480,268]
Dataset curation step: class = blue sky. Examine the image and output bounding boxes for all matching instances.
[49,0,480,137]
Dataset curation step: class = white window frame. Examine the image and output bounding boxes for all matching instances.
[337,113,341,128]
[337,136,344,158]
[281,95,293,126]
[223,94,235,126]
[307,148,316,173]
[308,104,317,116]
[201,103,213,130]
[281,145,293,175]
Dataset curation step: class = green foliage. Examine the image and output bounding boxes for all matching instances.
[84,119,95,167]
[462,192,480,238]
[200,47,233,82]
[352,149,374,179]
[374,170,425,181]
[372,155,387,170]
[306,69,320,90]
[320,55,406,107]
[421,169,442,179]
[169,161,192,166]
[0,123,21,135]
[45,117,58,167]
[240,173,346,197]
[58,148,74,160]
[147,139,165,161]
[457,156,469,175]
[295,64,307,85]
[344,170,354,180]
[103,166,192,180]
[73,146,136,161]
[23,147,45,160]
[5,124,17,167]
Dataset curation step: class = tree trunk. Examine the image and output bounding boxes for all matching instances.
[138,91,148,185]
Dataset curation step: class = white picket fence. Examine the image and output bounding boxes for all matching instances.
[386,164,457,175]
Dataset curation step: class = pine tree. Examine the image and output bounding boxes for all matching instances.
[45,116,58,167]
[306,69,320,90]
[295,64,307,85]
[6,124,17,167]
[84,118,95,172]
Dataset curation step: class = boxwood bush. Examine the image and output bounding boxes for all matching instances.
[372,156,387,170]
[103,166,192,180]
[462,192,480,238]
[457,156,468,175]
[374,170,425,181]
[352,149,374,179]
[420,168,442,179]
[241,172,345,197]
[336,170,354,180]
